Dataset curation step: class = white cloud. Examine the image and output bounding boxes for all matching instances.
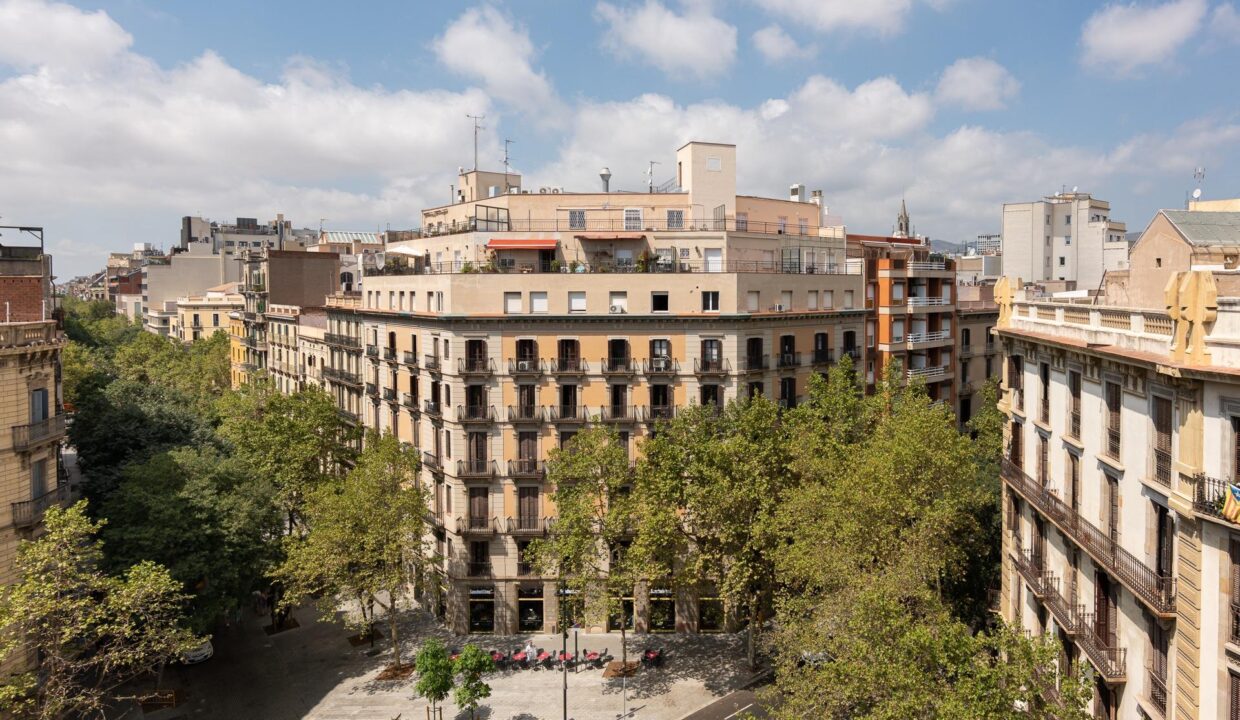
[751,0,947,36]
[1080,0,1208,73]
[595,1,737,80]
[432,6,559,115]
[1208,3,1240,43]
[752,24,816,63]
[0,0,132,71]
[935,57,1020,111]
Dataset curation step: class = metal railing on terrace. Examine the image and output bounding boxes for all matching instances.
[1002,458,1176,616]
[906,297,951,307]
[322,367,361,386]
[456,405,495,423]
[417,216,839,239]
[507,516,548,535]
[11,484,70,528]
[507,405,544,422]
[906,365,949,380]
[643,357,678,375]
[11,415,67,452]
[643,405,676,422]
[323,332,360,349]
[369,257,859,278]
[906,330,952,344]
[777,352,801,369]
[508,459,545,477]
[456,459,496,478]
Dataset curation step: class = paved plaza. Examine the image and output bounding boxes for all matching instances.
[141,604,758,720]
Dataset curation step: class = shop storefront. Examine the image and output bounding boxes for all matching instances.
[649,587,676,632]
[608,593,635,632]
[518,585,544,632]
[469,586,495,633]
[698,595,724,632]
[557,587,583,630]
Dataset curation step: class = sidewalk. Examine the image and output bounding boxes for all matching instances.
[144,604,755,720]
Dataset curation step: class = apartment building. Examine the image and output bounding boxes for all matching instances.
[1001,191,1128,290]
[267,305,303,395]
[171,282,242,343]
[956,283,999,425]
[0,237,67,673]
[232,249,340,388]
[297,308,328,389]
[323,141,870,635]
[997,208,1240,719]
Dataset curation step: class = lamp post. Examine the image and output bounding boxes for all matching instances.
[562,628,568,720]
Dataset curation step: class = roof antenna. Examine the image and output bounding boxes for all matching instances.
[467,114,485,171]
[503,138,516,191]
[646,160,660,193]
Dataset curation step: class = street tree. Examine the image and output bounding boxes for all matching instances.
[0,502,199,720]
[452,644,494,720]
[414,639,454,720]
[217,382,359,531]
[276,431,428,670]
[630,396,794,670]
[99,447,283,631]
[526,427,636,667]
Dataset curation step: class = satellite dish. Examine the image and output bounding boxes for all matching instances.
[1193,188,1203,200]
[1072,186,1078,193]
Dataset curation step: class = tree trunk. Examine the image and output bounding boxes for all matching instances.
[621,623,627,673]
[388,594,402,668]
[747,596,759,672]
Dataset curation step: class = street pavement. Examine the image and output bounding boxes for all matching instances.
[140,604,759,720]
[676,689,772,720]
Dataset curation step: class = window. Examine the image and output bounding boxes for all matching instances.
[504,292,522,314]
[530,292,548,314]
[569,209,586,230]
[807,292,818,310]
[1231,540,1240,646]
[30,458,47,498]
[747,291,759,312]
[1105,381,1121,460]
[29,388,48,423]
[844,290,854,309]
[702,291,719,312]
[568,291,586,313]
[892,282,905,302]
[780,291,793,309]
[777,216,787,233]
[736,212,748,232]
[700,384,721,406]
[667,209,684,230]
[624,208,642,231]
[962,328,971,347]
[892,319,905,343]
[1059,257,1065,266]
[1065,235,1071,245]
[609,292,628,313]
[1153,396,1172,485]
[651,292,669,312]
[1156,257,1162,268]
[706,156,722,172]
[1064,214,1070,225]
[823,290,833,308]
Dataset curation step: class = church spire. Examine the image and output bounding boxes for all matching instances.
[896,198,911,238]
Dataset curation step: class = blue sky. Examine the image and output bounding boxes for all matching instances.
[2,0,1239,278]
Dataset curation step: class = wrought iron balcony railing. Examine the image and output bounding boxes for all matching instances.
[601,357,635,375]
[11,415,67,452]
[456,459,496,478]
[457,516,498,535]
[552,357,587,375]
[11,484,70,528]
[694,358,729,375]
[456,405,496,423]
[549,405,588,423]
[508,358,543,376]
[643,405,675,422]
[643,357,678,375]
[507,459,545,478]
[777,352,801,369]
[507,516,548,535]
[507,405,545,423]
[600,405,637,422]
[745,355,768,372]
[458,357,494,376]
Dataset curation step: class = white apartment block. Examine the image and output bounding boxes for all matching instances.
[1001,192,1128,290]
[998,272,1240,719]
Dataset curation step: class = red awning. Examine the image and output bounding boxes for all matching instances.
[575,233,646,241]
[485,238,558,250]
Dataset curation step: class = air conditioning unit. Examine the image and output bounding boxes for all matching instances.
[609,306,626,314]
[517,360,534,371]
[652,356,670,371]
[550,187,562,194]
[770,304,787,312]
[539,187,549,194]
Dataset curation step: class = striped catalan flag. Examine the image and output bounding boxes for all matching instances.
[1223,484,1240,524]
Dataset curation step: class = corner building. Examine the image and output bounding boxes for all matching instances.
[996,207,1240,719]
[325,142,869,635]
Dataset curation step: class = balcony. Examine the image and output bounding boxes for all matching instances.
[842,348,861,362]
[643,405,675,422]
[382,347,396,362]
[507,405,545,423]
[457,516,498,536]
[459,357,495,377]
[905,330,952,346]
[906,297,951,308]
[422,451,442,472]
[694,358,730,376]
[809,349,833,366]
[1189,474,1236,523]
[322,367,361,387]
[467,561,493,577]
[1152,449,1171,487]
[907,261,947,271]
[424,354,442,372]
[906,365,949,382]
[507,516,548,535]
[324,333,360,349]
[456,405,496,423]
[551,357,587,375]
[1039,397,1050,424]
[11,415,67,452]
[643,357,678,376]
[402,350,419,367]
[1075,618,1127,683]
[1149,671,1167,718]
[382,387,396,402]
[423,400,442,418]
[744,355,769,373]
[600,405,637,423]
[336,409,359,425]
[456,459,497,478]
[777,352,801,369]
[1002,459,1176,617]
[601,357,636,376]
[401,393,420,411]
[508,358,543,376]
[508,459,546,478]
[549,405,588,423]
[11,484,70,528]
[365,345,379,359]
[365,383,379,398]
[1011,547,1048,596]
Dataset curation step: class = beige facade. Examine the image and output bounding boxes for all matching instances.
[1103,210,1240,309]
[172,283,242,343]
[296,309,328,389]
[997,233,1240,718]
[1001,192,1128,290]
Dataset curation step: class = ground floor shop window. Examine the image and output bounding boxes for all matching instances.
[650,588,675,632]
[608,595,635,632]
[518,586,544,632]
[558,588,583,629]
[699,596,724,632]
[436,579,448,620]
[469,587,495,633]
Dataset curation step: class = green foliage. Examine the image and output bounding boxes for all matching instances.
[276,431,427,667]
[631,395,794,668]
[414,639,454,713]
[99,447,283,632]
[0,502,199,719]
[452,643,494,719]
[217,382,359,528]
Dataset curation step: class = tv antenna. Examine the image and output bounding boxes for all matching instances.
[466,114,485,171]
[646,160,660,193]
[503,138,516,189]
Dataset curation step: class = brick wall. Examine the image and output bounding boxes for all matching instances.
[0,276,47,321]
